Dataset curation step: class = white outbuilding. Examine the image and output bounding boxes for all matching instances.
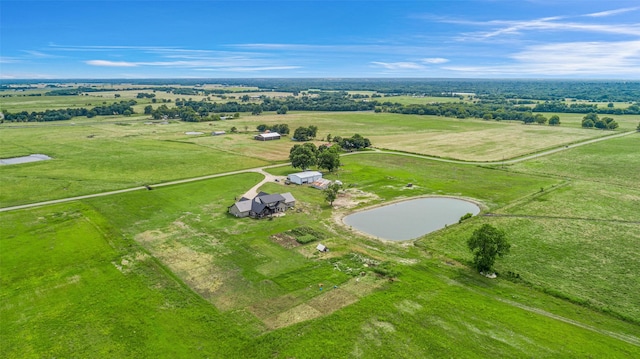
[287,171,323,185]
[254,132,281,141]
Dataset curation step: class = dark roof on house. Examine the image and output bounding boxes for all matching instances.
[258,193,286,205]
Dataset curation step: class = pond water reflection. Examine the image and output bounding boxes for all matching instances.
[343,197,480,241]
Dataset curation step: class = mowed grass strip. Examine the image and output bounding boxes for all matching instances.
[510,133,640,188]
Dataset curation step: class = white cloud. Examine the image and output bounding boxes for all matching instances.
[585,7,640,18]
[0,56,21,64]
[443,40,640,76]
[370,61,425,70]
[194,66,301,72]
[422,57,449,64]
[86,60,138,67]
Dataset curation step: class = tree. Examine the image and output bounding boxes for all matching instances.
[308,125,318,138]
[603,117,618,130]
[548,115,560,126]
[534,114,547,125]
[323,182,342,206]
[251,105,262,115]
[293,126,312,141]
[257,124,268,132]
[144,105,153,115]
[277,105,288,114]
[467,224,510,274]
[317,146,341,172]
[230,126,237,133]
[582,113,598,128]
[637,122,640,132]
[289,143,317,170]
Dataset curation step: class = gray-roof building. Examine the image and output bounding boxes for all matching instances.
[228,192,296,218]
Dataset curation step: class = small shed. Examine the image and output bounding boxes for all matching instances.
[254,132,281,141]
[212,131,226,136]
[316,243,328,252]
[287,171,323,185]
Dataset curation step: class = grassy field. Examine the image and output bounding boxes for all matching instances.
[0,120,269,207]
[187,112,621,161]
[3,110,624,207]
[418,134,640,323]
[2,161,638,357]
[2,93,639,357]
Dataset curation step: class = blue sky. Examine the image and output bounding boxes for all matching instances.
[2,0,640,79]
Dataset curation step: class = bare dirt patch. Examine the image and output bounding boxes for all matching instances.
[332,188,380,210]
[270,232,301,249]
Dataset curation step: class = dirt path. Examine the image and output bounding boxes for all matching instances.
[241,168,287,199]
[1,131,636,213]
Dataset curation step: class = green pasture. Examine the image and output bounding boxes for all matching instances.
[510,134,640,188]
[2,163,638,357]
[1,111,634,208]
[0,121,269,207]
[418,134,640,323]
[197,111,616,161]
[1,92,639,357]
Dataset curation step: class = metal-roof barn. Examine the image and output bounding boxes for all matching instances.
[254,132,281,141]
[287,171,323,185]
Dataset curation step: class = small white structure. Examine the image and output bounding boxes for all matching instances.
[287,171,323,185]
[212,131,226,136]
[316,243,328,252]
[254,132,281,141]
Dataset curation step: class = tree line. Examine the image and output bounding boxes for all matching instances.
[376,101,562,125]
[2,100,137,122]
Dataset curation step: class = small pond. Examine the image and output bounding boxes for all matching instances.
[0,154,52,165]
[343,197,480,241]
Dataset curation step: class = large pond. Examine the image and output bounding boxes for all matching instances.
[343,197,480,241]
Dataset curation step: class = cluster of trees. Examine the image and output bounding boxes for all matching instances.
[136,92,156,99]
[330,133,372,150]
[377,101,561,125]
[169,92,374,120]
[293,126,318,141]
[136,78,639,102]
[5,78,640,102]
[289,143,341,172]
[148,104,239,122]
[2,100,136,122]
[533,101,640,115]
[581,113,619,129]
[256,123,290,134]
